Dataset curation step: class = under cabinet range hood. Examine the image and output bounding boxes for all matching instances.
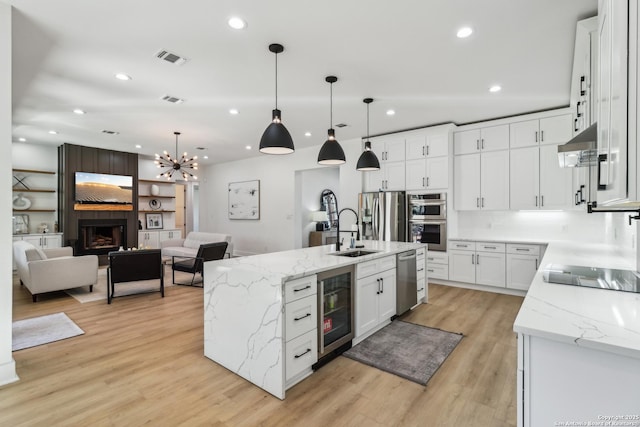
[557,123,597,168]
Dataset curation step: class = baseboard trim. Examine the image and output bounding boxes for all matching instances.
[429,279,527,297]
[0,359,19,387]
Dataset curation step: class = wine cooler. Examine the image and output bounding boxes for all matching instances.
[315,265,355,366]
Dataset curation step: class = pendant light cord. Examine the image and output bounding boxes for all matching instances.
[275,51,278,110]
[175,133,179,158]
[366,102,370,141]
[329,81,333,128]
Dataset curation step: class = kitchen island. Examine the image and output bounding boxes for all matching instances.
[513,241,640,426]
[202,241,425,399]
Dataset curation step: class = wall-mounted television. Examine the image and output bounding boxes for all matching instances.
[74,172,134,211]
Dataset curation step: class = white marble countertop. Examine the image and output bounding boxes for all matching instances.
[206,240,426,283]
[513,241,640,359]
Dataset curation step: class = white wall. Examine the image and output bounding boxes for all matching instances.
[200,139,362,256]
[294,167,339,248]
[1,2,18,386]
[453,209,635,248]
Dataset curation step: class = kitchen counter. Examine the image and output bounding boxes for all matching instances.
[448,236,550,245]
[513,241,640,359]
[202,241,425,399]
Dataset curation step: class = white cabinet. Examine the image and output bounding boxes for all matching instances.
[159,230,182,241]
[355,256,397,341]
[570,17,598,135]
[454,150,509,210]
[365,161,405,191]
[448,241,506,288]
[19,233,62,249]
[454,124,509,155]
[510,145,573,210]
[597,0,628,205]
[406,132,449,159]
[284,274,318,388]
[370,137,405,163]
[506,244,542,291]
[426,251,448,280]
[139,229,182,249]
[406,156,448,190]
[509,115,573,149]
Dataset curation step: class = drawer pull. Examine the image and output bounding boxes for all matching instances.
[293,313,311,322]
[484,246,496,249]
[427,269,435,273]
[294,348,311,359]
[417,287,424,292]
[456,244,467,248]
[294,313,311,321]
[293,285,311,292]
[427,257,434,261]
[515,248,530,252]
[417,267,424,272]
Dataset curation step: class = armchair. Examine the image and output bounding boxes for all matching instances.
[13,240,99,302]
[172,242,228,286]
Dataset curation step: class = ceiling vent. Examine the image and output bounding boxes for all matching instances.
[161,95,185,104]
[101,130,119,135]
[155,49,188,66]
[335,123,348,128]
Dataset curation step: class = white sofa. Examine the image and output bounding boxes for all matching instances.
[13,240,99,302]
[161,231,233,259]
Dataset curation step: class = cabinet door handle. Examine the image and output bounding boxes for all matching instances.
[476,254,479,264]
[294,348,311,359]
[418,287,424,292]
[477,198,480,208]
[476,139,480,150]
[426,146,429,156]
[535,131,538,143]
[471,254,475,265]
[535,258,538,270]
[427,269,434,273]
[515,248,530,252]
[481,197,484,208]
[426,177,429,187]
[580,75,586,96]
[574,118,579,132]
[535,196,538,207]
[576,101,582,117]
[422,177,425,187]
[376,278,381,294]
[380,278,384,294]
[541,195,544,207]
[422,146,425,156]
[294,313,311,321]
[293,285,311,292]
[481,139,485,150]
[541,130,544,142]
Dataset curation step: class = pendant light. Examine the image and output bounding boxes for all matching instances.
[259,43,295,154]
[317,76,346,165]
[356,98,381,171]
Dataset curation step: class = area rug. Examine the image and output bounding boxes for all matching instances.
[65,266,184,303]
[343,320,463,385]
[12,312,84,351]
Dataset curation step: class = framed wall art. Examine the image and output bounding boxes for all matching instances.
[228,180,260,220]
[145,213,163,229]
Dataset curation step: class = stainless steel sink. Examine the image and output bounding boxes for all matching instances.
[330,249,380,258]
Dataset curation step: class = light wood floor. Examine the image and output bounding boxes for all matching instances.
[2,276,523,426]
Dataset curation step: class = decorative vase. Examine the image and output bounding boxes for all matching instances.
[12,193,32,210]
[150,184,160,196]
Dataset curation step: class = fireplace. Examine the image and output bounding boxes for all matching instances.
[77,219,127,256]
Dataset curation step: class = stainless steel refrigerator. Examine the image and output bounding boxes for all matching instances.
[358,192,407,242]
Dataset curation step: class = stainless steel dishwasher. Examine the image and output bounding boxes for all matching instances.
[396,250,417,315]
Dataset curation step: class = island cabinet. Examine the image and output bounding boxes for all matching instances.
[284,274,318,389]
[355,255,396,343]
[506,244,541,291]
[416,247,427,303]
[448,241,506,287]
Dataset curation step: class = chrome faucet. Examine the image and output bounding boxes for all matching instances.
[336,207,359,251]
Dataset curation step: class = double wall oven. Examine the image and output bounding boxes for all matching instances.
[408,193,447,251]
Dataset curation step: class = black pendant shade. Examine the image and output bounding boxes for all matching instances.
[259,43,294,155]
[356,98,381,171]
[260,109,294,154]
[318,128,346,165]
[317,76,346,165]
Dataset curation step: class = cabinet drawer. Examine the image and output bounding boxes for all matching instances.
[357,255,396,279]
[285,330,318,381]
[416,247,426,259]
[449,241,476,251]
[427,263,448,280]
[476,242,506,253]
[417,279,426,302]
[426,251,449,265]
[506,244,540,256]
[285,295,318,342]
[284,274,317,303]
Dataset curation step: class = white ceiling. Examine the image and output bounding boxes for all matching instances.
[9,0,597,165]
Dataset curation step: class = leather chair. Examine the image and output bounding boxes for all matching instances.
[171,242,228,286]
[107,249,164,304]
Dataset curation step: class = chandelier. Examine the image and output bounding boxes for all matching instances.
[155,131,198,180]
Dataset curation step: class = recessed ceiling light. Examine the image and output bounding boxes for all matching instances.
[18,137,26,142]
[489,85,502,93]
[229,108,239,115]
[228,17,247,30]
[73,109,86,115]
[386,109,396,116]
[48,130,58,134]
[203,155,209,159]
[304,132,312,137]
[457,27,473,38]
[115,73,132,81]
[135,144,142,149]
[245,145,252,150]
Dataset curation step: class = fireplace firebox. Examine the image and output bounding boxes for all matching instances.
[78,219,127,256]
